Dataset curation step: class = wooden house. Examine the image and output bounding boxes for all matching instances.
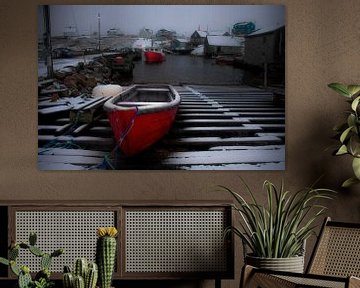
[190,30,208,46]
[171,38,192,54]
[204,36,244,57]
[244,25,285,67]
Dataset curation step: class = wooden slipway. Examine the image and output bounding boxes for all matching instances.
[38,85,285,170]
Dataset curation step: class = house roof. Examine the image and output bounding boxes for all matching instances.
[206,36,243,47]
[195,30,208,38]
[208,31,229,36]
[175,38,190,43]
[246,25,285,37]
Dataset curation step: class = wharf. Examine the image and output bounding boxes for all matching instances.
[38,85,285,170]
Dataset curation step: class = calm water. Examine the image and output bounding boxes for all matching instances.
[38,54,244,85]
[133,55,244,85]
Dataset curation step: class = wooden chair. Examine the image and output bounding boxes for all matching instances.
[241,217,360,288]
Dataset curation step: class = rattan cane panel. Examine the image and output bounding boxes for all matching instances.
[125,210,227,273]
[310,226,360,277]
[15,211,115,272]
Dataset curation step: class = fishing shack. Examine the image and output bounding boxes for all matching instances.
[244,25,285,67]
[190,30,208,46]
[204,35,244,57]
[171,38,192,54]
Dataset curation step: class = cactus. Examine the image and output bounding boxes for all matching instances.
[9,246,19,260]
[29,232,37,246]
[74,258,88,279]
[96,227,118,288]
[63,259,98,288]
[18,266,32,288]
[63,272,74,288]
[41,253,52,270]
[73,275,85,288]
[0,233,64,288]
[85,263,98,288]
[29,245,44,257]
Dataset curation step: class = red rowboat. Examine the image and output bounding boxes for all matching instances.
[144,47,166,63]
[103,84,181,156]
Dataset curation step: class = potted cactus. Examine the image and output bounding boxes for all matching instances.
[62,258,98,288]
[96,227,118,288]
[0,232,63,288]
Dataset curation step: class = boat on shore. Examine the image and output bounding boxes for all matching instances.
[144,47,166,63]
[103,84,181,156]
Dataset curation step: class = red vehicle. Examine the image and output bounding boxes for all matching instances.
[144,47,166,63]
[103,84,181,156]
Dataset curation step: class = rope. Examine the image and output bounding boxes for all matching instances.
[88,107,139,170]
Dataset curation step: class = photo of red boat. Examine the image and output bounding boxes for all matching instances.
[144,47,166,63]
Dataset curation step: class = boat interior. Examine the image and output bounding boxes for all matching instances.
[120,87,173,104]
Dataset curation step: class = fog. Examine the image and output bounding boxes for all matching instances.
[38,5,285,37]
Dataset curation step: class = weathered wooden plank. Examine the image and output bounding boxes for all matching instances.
[38,105,71,115]
[38,135,114,147]
[174,119,251,126]
[38,162,87,170]
[215,103,275,107]
[88,126,113,135]
[243,124,285,131]
[163,135,282,146]
[38,148,107,157]
[256,133,286,138]
[38,155,104,165]
[232,111,285,116]
[246,117,285,123]
[71,97,104,110]
[156,148,285,165]
[178,108,230,113]
[172,126,263,135]
[176,162,284,170]
[222,107,284,112]
[209,145,284,151]
[38,125,62,132]
[176,113,239,119]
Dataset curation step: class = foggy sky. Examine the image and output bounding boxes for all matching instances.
[38,5,285,37]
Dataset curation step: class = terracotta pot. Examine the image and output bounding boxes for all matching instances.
[245,254,305,273]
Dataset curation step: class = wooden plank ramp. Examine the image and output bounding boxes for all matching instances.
[38,85,285,170]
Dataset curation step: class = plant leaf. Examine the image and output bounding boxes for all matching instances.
[340,126,353,143]
[328,83,351,98]
[347,85,360,97]
[336,145,348,155]
[342,177,360,188]
[351,96,360,111]
[352,157,360,180]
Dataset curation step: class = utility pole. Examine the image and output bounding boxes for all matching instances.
[43,5,53,78]
[98,12,101,52]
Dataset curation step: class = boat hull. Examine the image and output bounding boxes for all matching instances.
[144,50,165,63]
[107,107,178,156]
[104,85,180,157]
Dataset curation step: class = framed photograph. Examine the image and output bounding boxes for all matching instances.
[37,5,285,170]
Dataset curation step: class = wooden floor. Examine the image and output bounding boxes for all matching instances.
[38,85,285,170]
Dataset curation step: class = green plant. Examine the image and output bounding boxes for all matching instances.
[0,232,63,288]
[96,227,118,288]
[221,179,335,258]
[328,83,360,187]
[62,258,98,288]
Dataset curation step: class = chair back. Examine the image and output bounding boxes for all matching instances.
[307,217,360,278]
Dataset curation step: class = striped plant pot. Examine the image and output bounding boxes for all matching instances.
[245,254,305,273]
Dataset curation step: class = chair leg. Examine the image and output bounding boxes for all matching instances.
[240,265,255,288]
[240,265,296,288]
[349,276,360,288]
